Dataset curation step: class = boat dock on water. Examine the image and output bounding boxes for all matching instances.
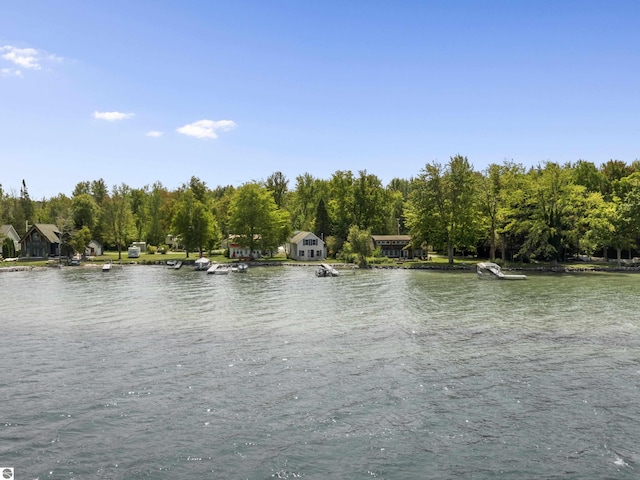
[206,264,226,274]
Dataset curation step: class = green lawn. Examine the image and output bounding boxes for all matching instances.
[101,250,289,264]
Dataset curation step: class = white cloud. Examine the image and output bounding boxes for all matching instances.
[0,45,62,72]
[176,119,237,139]
[1,68,23,77]
[146,130,163,137]
[93,111,135,121]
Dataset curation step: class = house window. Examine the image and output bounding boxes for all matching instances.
[300,250,305,256]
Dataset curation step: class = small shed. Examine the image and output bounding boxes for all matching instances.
[85,239,103,257]
[132,241,147,252]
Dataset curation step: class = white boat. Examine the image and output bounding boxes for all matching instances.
[316,263,339,277]
[173,261,183,270]
[232,263,248,273]
[195,257,211,271]
[476,262,527,280]
[102,262,112,272]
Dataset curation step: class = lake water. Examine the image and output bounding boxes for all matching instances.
[1,265,639,479]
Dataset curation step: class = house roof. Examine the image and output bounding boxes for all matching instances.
[21,224,61,244]
[371,235,411,242]
[289,230,322,244]
[0,225,18,238]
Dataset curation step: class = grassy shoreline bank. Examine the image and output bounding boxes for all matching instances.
[2,252,640,274]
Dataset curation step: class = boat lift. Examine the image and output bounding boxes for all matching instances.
[476,262,527,280]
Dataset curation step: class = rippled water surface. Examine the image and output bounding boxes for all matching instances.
[1,265,639,479]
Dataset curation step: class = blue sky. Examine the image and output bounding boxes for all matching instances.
[1,0,639,199]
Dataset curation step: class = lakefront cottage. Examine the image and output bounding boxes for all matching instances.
[20,224,61,258]
[226,235,263,260]
[286,231,326,261]
[370,235,426,259]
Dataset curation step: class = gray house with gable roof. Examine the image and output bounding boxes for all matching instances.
[20,224,61,258]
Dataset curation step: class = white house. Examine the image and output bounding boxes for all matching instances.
[0,225,21,255]
[286,231,326,261]
[227,235,262,260]
[165,234,181,250]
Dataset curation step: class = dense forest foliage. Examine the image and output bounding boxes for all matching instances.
[3,157,640,264]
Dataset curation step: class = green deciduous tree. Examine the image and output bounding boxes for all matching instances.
[104,184,135,260]
[344,225,372,267]
[479,161,524,261]
[228,182,291,256]
[515,163,587,263]
[172,189,219,258]
[406,155,479,264]
[146,182,168,247]
[289,173,325,231]
[353,170,388,234]
[70,225,92,255]
[266,171,289,209]
[327,170,355,241]
[72,193,99,232]
[130,187,147,241]
[211,185,236,241]
[572,160,605,194]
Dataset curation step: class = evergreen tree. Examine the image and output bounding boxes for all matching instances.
[313,198,331,240]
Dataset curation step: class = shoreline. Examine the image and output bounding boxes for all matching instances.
[2,260,640,274]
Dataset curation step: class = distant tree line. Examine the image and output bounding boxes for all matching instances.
[2,157,640,264]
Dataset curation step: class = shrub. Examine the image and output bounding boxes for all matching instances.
[2,238,16,258]
[147,245,158,254]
